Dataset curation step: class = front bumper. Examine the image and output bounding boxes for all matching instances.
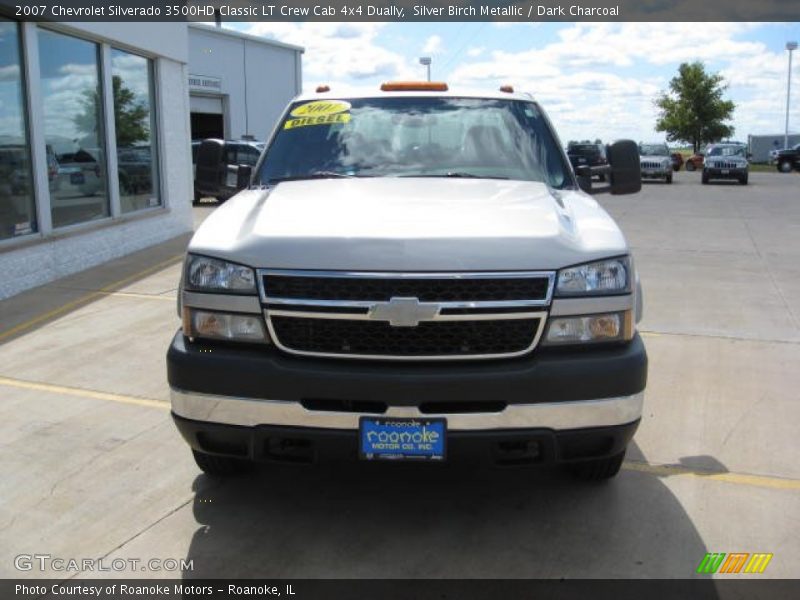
[173,413,640,466]
[167,331,646,464]
[641,169,670,178]
[705,167,747,179]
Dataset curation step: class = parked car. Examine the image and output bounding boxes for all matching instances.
[117,146,153,196]
[685,151,704,171]
[702,143,749,185]
[773,144,800,173]
[638,142,673,183]
[566,140,608,181]
[670,152,684,172]
[193,139,265,204]
[169,83,647,481]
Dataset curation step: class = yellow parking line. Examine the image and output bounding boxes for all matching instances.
[96,290,176,301]
[0,254,183,341]
[0,376,168,410]
[1,373,797,492]
[623,460,800,491]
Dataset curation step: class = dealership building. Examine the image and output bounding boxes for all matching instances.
[188,23,303,141]
[0,20,303,300]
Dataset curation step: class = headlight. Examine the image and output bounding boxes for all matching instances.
[543,311,632,346]
[186,254,256,293]
[183,308,269,343]
[556,257,630,296]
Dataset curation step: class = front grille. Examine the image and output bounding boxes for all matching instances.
[270,317,540,358]
[709,161,739,169]
[641,160,663,170]
[264,274,550,302]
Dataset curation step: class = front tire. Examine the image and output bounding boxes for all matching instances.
[666,173,673,184]
[701,171,709,184]
[739,174,749,185]
[192,449,253,478]
[570,450,626,481]
[779,160,793,173]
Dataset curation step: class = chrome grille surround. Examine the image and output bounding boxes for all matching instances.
[258,269,554,361]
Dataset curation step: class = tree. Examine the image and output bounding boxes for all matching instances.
[75,76,149,147]
[654,62,735,153]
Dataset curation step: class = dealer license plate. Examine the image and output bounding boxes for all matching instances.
[359,417,446,461]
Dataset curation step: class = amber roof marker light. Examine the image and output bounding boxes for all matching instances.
[499,85,515,93]
[380,81,449,92]
[316,85,330,93]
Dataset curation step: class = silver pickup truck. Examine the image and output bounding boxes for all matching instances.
[168,83,647,481]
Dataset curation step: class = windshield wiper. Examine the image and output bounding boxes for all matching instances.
[267,171,359,184]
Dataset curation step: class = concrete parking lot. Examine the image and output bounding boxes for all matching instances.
[1,171,798,580]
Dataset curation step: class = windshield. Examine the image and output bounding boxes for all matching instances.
[707,145,745,157]
[256,97,570,188]
[568,144,601,156]
[639,144,669,156]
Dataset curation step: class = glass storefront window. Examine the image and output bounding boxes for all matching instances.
[111,48,160,213]
[0,19,36,240]
[38,29,108,228]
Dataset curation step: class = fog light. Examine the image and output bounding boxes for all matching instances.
[185,309,268,343]
[544,312,629,345]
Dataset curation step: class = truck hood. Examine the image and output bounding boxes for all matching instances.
[188,178,628,271]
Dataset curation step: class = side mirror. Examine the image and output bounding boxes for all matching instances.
[575,165,593,193]
[606,139,641,195]
[236,164,252,189]
[195,138,225,188]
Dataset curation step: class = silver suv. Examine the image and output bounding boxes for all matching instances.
[638,142,673,184]
[702,143,749,185]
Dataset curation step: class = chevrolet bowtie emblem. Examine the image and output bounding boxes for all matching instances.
[369,297,440,327]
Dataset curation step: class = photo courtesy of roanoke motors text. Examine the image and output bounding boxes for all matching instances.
[0,0,798,598]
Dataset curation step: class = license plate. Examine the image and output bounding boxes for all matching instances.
[359,417,446,461]
[70,172,85,185]
[721,169,730,174]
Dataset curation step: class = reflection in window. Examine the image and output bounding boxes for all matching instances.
[111,49,159,213]
[0,20,36,240]
[38,29,107,228]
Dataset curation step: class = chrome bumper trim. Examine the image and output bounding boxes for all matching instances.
[171,389,643,431]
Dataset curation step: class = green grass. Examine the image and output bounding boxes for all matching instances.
[749,163,778,173]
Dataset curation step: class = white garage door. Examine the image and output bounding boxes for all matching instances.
[190,94,223,114]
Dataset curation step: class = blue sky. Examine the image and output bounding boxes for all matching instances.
[228,21,800,145]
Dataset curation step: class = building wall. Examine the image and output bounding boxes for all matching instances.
[0,23,193,300]
[188,25,302,142]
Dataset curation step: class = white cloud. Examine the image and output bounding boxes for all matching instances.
[422,35,443,55]
[239,22,417,92]
[466,47,484,58]
[448,23,797,141]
